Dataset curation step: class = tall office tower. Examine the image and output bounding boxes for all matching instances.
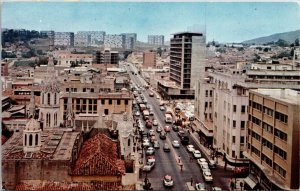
[148,35,164,46]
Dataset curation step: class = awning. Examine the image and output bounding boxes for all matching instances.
[244,176,258,189]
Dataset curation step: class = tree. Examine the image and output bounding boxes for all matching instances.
[276,39,289,47]
[295,38,299,47]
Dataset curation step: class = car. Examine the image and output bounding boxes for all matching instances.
[186,145,195,153]
[203,171,213,182]
[201,166,211,174]
[172,125,179,132]
[159,101,164,106]
[146,120,152,128]
[160,106,165,111]
[150,135,156,143]
[146,104,151,109]
[156,96,160,99]
[164,126,171,132]
[142,131,148,139]
[208,160,217,169]
[163,143,170,152]
[135,111,140,116]
[160,132,166,140]
[153,141,160,149]
[153,119,158,126]
[149,110,154,116]
[149,92,154,97]
[147,155,155,163]
[193,150,202,158]
[172,140,180,148]
[156,126,162,133]
[163,175,173,187]
[233,166,249,176]
[178,130,186,137]
[198,158,207,164]
[149,130,155,136]
[143,139,150,147]
[143,161,155,171]
[212,187,222,191]
[195,183,206,191]
[146,147,155,155]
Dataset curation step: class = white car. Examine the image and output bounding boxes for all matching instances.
[160,106,165,111]
[153,119,158,126]
[149,130,155,136]
[163,175,174,187]
[193,150,202,158]
[135,111,140,116]
[172,140,180,148]
[203,171,213,182]
[197,158,207,164]
[143,161,155,171]
[195,183,206,191]
[186,145,195,153]
[143,139,150,147]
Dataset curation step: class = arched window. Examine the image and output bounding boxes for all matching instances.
[29,134,33,146]
[54,93,57,104]
[46,113,50,127]
[25,134,27,146]
[54,113,57,126]
[35,134,38,146]
[128,139,131,147]
[48,93,51,105]
[40,112,43,120]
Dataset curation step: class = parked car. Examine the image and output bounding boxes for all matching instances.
[160,132,166,140]
[143,139,150,147]
[135,111,140,116]
[163,143,170,152]
[153,141,160,149]
[208,160,217,169]
[160,106,165,111]
[163,175,173,187]
[195,183,206,191]
[156,126,162,133]
[186,145,195,153]
[193,150,202,158]
[146,147,155,155]
[212,187,222,191]
[199,162,209,171]
[203,171,213,182]
[149,92,154,97]
[153,119,158,126]
[198,158,207,164]
[147,155,155,163]
[172,125,179,132]
[149,110,154,116]
[164,126,171,132]
[143,161,155,171]
[172,140,180,148]
[149,130,155,136]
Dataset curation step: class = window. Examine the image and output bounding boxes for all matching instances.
[274,128,287,141]
[66,88,69,92]
[252,131,261,141]
[232,151,236,158]
[128,139,131,147]
[205,102,208,107]
[274,146,287,160]
[275,111,288,123]
[274,163,286,178]
[91,88,94,92]
[232,136,236,144]
[263,106,273,117]
[42,93,44,104]
[252,101,262,111]
[125,100,128,105]
[47,93,51,105]
[251,146,260,157]
[109,99,112,105]
[35,134,38,146]
[101,99,105,105]
[117,100,121,105]
[263,122,273,134]
[29,134,33,146]
[210,90,213,97]
[241,105,246,113]
[54,93,57,104]
[262,138,273,150]
[251,116,261,126]
[249,100,252,107]
[25,134,27,145]
[233,105,237,112]
[241,121,245,129]
[83,88,86,92]
[240,136,244,144]
[83,99,86,104]
[262,154,272,167]
[104,109,109,115]
[205,90,208,97]
[209,102,212,107]
[233,120,236,128]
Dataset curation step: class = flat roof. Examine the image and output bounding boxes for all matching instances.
[250,89,300,105]
[172,32,203,36]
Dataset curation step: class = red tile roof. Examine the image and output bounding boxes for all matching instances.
[72,133,125,176]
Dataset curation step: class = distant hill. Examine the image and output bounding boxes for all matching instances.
[242,30,300,44]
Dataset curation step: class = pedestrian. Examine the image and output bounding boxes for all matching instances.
[178,156,181,163]
[230,179,235,191]
[190,177,193,186]
[180,164,183,171]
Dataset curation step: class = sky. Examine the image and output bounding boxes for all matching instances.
[2,1,300,43]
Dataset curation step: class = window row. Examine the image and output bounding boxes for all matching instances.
[275,111,288,123]
[274,128,287,142]
[274,163,286,178]
[101,99,129,105]
[274,146,287,160]
[232,105,246,113]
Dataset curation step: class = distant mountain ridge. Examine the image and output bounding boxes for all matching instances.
[242,30,300,44]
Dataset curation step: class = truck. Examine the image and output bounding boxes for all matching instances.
[165,113,173,123]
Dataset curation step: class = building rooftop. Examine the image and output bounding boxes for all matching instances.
[250,89,300,105]
[2,129,79,161]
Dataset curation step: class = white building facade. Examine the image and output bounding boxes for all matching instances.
[54,32,74,47]
[104,34,124,49]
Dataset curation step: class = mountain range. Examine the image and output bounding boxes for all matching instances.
[242,30,300,44]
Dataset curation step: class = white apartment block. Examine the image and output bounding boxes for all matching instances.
[104,35,124,49]
[148,35,164,46]
[74,33,90,47]
[54,32,74,46]
[121,33,137,50]
[77,31,106,46]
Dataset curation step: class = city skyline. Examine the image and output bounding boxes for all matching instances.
[2,2,300,43]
